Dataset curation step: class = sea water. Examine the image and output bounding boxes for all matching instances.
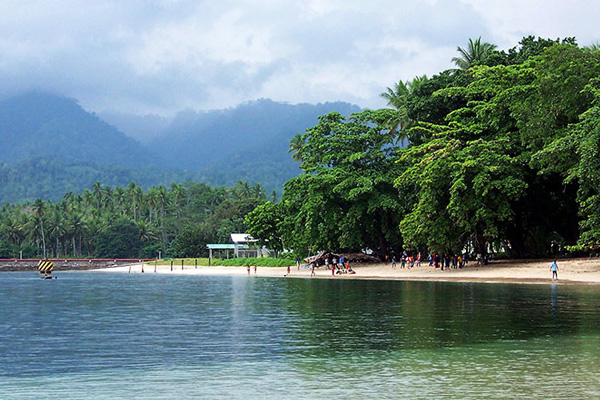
[0,272,599,399]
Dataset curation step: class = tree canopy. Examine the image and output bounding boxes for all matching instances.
[245,36,600,259]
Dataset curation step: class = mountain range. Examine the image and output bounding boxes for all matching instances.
[0,92,361,203]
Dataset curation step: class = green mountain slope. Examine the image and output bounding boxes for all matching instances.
[0,93,362,203]
[0,92,151,169]
[147,99,362,171]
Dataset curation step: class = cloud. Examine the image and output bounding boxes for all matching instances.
[0,0,598,117]
[460,0,600,47]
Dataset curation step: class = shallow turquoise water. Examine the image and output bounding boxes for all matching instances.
[1,272,599,399]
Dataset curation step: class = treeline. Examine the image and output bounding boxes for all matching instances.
[0,180,271,259]
[245,36,600,259]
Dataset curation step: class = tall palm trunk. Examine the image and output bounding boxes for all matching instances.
[40,225,46,259]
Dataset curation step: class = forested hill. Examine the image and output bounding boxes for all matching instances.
[0,93,361,203]
[110,99,362,192]
[0,92,151,169]
[143,99,362,172]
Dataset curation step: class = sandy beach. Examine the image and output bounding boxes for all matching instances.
[94,257,600,285]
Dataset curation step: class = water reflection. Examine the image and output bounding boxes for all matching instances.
[1,273,599,399]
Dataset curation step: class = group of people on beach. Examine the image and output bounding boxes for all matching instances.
[389,251,469,271]
[301,255,355,277]
[249,254,561,281]
[324,256,355,276]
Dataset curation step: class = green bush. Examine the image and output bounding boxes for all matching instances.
[213,257,295,267]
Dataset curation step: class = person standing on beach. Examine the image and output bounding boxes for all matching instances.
[247,265,251,275]
[550,260,558,281]
[287,265,291,276]
[254,265,257,274]
[311,264,315,277]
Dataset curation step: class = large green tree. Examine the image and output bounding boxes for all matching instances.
[94,218,143,259]
[398,42,600,257]
[271,109,407,258]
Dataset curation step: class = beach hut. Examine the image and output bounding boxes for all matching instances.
[207,233,262,263]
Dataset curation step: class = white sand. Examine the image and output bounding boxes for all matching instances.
[94,258,600,285]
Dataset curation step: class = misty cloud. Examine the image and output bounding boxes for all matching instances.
[0,0,598,117]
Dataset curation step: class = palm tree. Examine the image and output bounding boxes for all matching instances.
[5,215,26,254]
[92,181,103,209]
[66,212,86,257]
[452,37,497,70]
[46,211,66,257]
[170,183,187,212]
[102,186,114,211]
[32,199,47,258]
[288,133,305,162]
[25,215,45,257]
[252,184,265,200]
[113,186,127,216]
[380,75,428,143]
[584,43,600,52]
[136,219,159,245]
[126,182,144,221]
[84,217,105,256]
[81,189,94,210]
[146,187,159,224]
[232,181,252,200]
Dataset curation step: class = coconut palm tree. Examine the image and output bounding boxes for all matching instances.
[170,183,187,210]
[32,199,47,258]
[452,37,497,70]
[113,186,127,216]
[380,75,428,143]
[288,132,305,162]
[92,181,103,209]
[66,212,87,257]
[584,43,600,52]
[136,219,159,245]
[46,211,66,257]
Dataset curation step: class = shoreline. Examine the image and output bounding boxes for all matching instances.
[90,257,600,285]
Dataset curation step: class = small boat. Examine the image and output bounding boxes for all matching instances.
[38,260,55,279]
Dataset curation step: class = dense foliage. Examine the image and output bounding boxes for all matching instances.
[0,180,267,259]
[246,36,600,259]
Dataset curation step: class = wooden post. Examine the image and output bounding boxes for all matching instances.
[170,260,173,271]
[195,258,197,269]
[154,259,157,273]
[182,259,184,270]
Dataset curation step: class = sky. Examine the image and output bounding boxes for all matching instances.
[0,0,599,117]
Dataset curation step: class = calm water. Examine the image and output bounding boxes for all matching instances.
[1,272,599,399]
